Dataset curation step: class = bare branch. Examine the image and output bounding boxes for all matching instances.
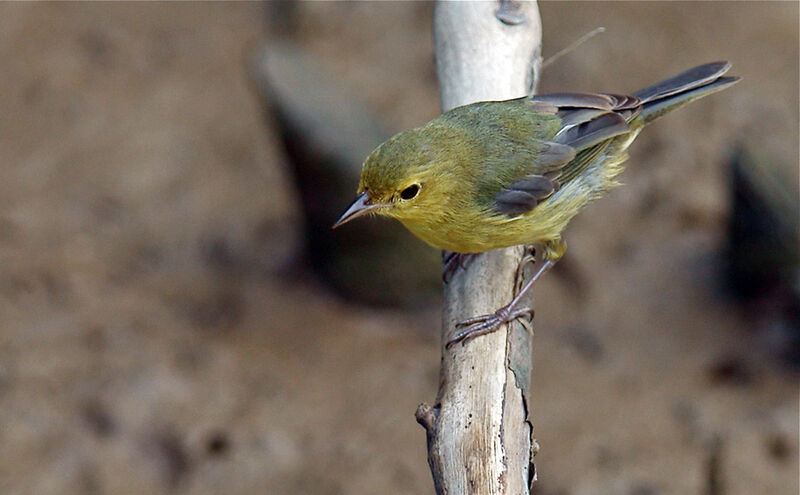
[417,2,543,493]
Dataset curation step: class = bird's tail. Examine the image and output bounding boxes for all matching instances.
[633,61,740,126]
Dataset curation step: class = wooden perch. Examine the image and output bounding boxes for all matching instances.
[415,1,543,494]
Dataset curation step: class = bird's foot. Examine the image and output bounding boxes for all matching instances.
[445,245,559,349]
[446,304,534,349]
[442,252,478,283]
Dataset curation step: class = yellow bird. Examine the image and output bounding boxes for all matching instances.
[334,62,739,346]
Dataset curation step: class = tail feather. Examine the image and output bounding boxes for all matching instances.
[633,62,740,125]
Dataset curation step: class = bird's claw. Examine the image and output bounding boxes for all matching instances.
[442,252,477,283]
[446,306,534,348]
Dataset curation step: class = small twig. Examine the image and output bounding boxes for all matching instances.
[542,26,605,69]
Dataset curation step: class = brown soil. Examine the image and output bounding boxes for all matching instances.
[0,3,796,494]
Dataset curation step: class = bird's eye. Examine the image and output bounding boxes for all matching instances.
[400,184,420,200]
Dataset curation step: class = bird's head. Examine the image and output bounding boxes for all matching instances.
[333,126,455,229]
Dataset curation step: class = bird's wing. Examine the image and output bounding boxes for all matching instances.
[493,141,574,216]
[491,93,642,217]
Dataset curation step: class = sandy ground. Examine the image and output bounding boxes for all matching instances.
[0,2,797,494]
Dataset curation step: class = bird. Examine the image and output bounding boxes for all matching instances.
[333,61,739,347]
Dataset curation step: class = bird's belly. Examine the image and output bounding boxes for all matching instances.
[402,201,576,254]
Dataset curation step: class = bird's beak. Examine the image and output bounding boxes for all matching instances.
[332,192,390,229]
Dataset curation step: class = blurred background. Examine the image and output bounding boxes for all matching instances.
[0,2,797,494]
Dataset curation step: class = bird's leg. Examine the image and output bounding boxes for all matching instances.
[446,257,557,348]
[442,251,478,283]
[442,251,459,282]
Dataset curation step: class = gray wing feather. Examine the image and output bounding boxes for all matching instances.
[555,112,629,150]
[633,61,731,103]
[601,93,641,110]
[556,107,608,128]
[495,175,559,216]
[534,142,576,171]
[531,93,615,110]
[495,190,540,216]
[508,175,560,196]
[493,142,572,215]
